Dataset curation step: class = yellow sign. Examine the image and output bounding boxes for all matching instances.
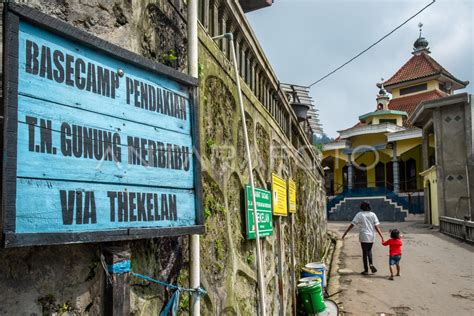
[272,173,288,216]
[288,179,296,213]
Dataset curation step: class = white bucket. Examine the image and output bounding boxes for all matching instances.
[316,299,339,315]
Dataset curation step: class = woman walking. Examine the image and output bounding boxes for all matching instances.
[341,201,384,275]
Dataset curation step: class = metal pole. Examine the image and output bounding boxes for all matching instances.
[213,33,267,315]
[289,213,297,315]
[187,1,200,315]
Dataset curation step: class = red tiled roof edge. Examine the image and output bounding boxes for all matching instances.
[384,53,437,86]
[388,89,448,127]
[384,52,463,87]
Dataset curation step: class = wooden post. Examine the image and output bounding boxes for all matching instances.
[103,242,131,316]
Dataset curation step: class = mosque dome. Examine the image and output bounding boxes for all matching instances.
[414,36,429,51]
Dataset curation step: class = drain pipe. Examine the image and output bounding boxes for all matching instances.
[187,1,200,315]
[212,32,267,316]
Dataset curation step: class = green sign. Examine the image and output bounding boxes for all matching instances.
[245,185,273,239]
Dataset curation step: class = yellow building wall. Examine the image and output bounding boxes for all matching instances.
[350,133,386,148]
[391,80,440,98]
[371,114,403,126]
[422,167,439,226]
[429,134,435,147]
[323,149,348,162]
[323,135,425,193]
[395,138,422,156]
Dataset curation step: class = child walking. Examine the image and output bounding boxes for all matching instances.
[382,229,402,280]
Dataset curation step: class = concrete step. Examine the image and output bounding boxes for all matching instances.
[328,196,408,222]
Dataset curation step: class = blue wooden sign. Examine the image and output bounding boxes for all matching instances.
[2,5,203,247]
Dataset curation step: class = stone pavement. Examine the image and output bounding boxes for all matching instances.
[328,216,474,316]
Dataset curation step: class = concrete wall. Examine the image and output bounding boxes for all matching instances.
[434,98,472,220]
[0,1,327,315]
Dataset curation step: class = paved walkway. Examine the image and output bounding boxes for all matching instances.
[328,217,474,316]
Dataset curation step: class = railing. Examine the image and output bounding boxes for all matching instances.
[386,191,410,211]
[439,216,474,243]
[197,0,320,167]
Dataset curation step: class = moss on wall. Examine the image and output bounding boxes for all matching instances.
[0,1,327,315]
[197,25,327,314]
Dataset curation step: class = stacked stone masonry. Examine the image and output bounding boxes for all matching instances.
[0,1,327,315]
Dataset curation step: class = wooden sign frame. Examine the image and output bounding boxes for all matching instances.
[2,4,204,247]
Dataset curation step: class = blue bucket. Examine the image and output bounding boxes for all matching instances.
[303,263,327,288]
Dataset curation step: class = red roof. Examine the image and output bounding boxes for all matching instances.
[388,89,447,126]
[384,52,459,87]
[340,89,447,133]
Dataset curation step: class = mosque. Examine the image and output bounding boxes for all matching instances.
[323,25,469,222]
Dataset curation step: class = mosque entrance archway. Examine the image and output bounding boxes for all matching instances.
[354,164,367,189]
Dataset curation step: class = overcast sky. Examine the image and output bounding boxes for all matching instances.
[246,0,473,138]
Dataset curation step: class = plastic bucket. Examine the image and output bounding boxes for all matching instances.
[299,276,322,284]
[316,299,339,316]
[304,262,327,287]
[297,280,326,314]
[300,268,325,291]
[300,268,324,279]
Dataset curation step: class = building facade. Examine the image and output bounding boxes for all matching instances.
[413,93,473,236]
[323,30,469,222]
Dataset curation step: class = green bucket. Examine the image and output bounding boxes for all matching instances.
[297,280,326,314]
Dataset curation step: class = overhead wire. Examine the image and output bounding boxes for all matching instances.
[306,0,436,88]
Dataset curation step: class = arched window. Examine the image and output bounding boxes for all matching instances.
[406,158,417,191]
[354,164,367,189]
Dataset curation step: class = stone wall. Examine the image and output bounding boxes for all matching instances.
[195,27,327,314]
[0,1,327,315]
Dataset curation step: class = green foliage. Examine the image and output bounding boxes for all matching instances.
[131,258,137,269]
[177,269,190,313]
[198,63,205,79]
[204,207,212,219]
[313,133,333,153]
[179,293,190,312]
[177,268,189,286]
[246,254,255,265]
[314,143,324,153]
[214,239,224,260]
[37,294,73,316]
[206,138,215,151]
[203,189,226,220]
[57,302,73,313]
[161,49,178,66]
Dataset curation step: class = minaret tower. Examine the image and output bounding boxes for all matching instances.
[376,78,390,111]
